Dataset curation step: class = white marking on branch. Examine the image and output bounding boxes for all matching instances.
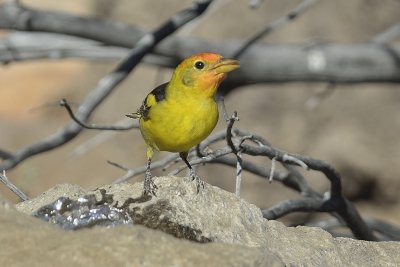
[269,157,277,183]
[283,154,309,170]
[307,50,326,73]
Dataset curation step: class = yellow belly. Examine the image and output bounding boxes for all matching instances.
[140,98,218,153]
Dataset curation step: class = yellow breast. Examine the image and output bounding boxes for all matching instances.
[139,97,218,153]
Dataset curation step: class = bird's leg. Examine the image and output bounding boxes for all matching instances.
[179,152,205,193]
[143,150,157,195]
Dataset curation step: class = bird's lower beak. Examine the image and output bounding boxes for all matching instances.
[212,58,240,74]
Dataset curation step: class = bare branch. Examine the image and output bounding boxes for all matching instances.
[306,217,400,241]
[372,23,400,44]
[60,98,138,131]
[248,0,264,9]
[0,2,145,48]
[239,144,342,197]
[269,157,276,183]
[0,32,128,63]
[0,149,13,160]
[232,130,376,240]
[262,197,323,219]
[235,151,243,196]
[169,146,234,176]
[363,217,400,241]
[282,154,309,170]
[230,132,376,241]
[225,111,243,196]
[215,94,229,122]
[69,118,138,158]
[111,153,180,184]
[109,122,377,240]
[0,171,28,201]
[0,0,214,172]
[0,4,399,86]
[209,155,289,182]
[305,83,336,110]
[279,163,320,198]
[233,0,319,58]
[261,197,376,241]
[226,111,239,152]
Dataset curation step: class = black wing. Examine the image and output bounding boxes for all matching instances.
[137,82,168,120]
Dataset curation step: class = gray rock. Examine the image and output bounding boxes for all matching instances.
[16,183,86,214]
[4,186,281,267]
[5,176,399,266]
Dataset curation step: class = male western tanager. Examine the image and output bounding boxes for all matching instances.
[127,53,240,195]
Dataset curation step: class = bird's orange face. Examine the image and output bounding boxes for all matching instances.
[173,53,240,97]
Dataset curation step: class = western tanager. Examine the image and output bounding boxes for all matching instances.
[127,53,240,195]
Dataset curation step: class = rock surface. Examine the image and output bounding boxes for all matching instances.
[0,176,398,266]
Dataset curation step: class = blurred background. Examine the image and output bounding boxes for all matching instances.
[0,0,399,227]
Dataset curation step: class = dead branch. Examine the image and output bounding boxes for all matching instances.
[225,111,243,195]
[0,2,144,48]
[234,0,319,58]
[0,171,28,201]
[0,3,399,88]
[111,153,180,184]
[372,23,400,44]
[0,0,214,172]
[305,217,400,241]
[60,98,138,131]
[110,121,377,240]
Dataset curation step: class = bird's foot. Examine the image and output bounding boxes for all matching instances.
[143,173,157,196]
[189,169,205,193]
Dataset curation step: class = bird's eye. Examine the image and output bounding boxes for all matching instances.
[194,61,205,70]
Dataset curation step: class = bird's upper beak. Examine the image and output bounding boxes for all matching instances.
[212,58,240,74]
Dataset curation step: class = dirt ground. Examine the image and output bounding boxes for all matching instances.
[1,0,399,227]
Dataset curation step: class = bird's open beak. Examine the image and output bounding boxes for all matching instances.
[212,58,240,74]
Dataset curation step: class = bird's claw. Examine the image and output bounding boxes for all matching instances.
[143,173,157,196]
[189,169,206,193]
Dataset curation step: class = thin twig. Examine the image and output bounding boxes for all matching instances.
[305,82,336,110]
[234,0,319,58]
[60,98,138,131]
[248,0,264,9]
[282,154,309,170]
[169,146,233,176]
[0,149,13,160]
[269,157,276,183]
[209,155,289,182]
[305,217,400,241]
[107,160,130,172]
[216,94,229,122]
[372,23,400,44]
[69,119,138,158]
[0,170,28,201]
[111,153,180,184]
[226,111,239,151]
[235,150,243,196]
[226,111,243,195]
[280,163,320,198]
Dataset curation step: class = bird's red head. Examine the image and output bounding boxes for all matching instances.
[171,53,240,97]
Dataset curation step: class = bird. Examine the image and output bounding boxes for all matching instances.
[127,53,240,195]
